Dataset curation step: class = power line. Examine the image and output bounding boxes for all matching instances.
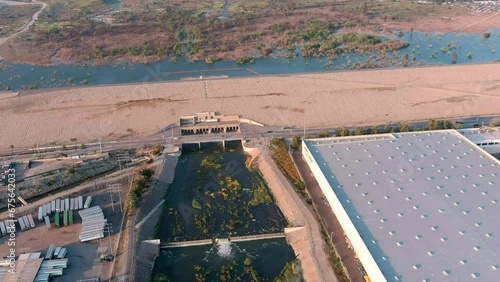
[107,183,123,213]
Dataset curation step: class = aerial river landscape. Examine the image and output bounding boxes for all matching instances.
[0,1,499,281]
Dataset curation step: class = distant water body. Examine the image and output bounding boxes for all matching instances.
[0,30,498,91]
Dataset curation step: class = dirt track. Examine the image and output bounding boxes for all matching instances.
[0,0,46,60]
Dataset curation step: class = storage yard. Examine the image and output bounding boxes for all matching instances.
[0,183,126,281]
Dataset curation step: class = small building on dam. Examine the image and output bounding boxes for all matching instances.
[179,112,240,135]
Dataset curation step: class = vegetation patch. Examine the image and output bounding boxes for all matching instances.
[274,259,303,282]
[126,167,155,216]
[249,173,273,206]
[269,138,305,192]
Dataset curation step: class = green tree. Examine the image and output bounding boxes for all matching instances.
[443,120,455,129]
[370,126,379,134]
[428,119,438,130]
[354,127,365,135]
[152,273,171,282]
[399,122,410,132]
[318,129,329,138]
[141,168,155,180]
[290,135,301,151]
[384,124,394,133]
[490,120,500,127]
[336,126,350,137]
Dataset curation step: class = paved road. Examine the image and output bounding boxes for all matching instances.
[292,151,365,282]
[1,115,498,157]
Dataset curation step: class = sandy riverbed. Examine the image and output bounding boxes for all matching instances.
[0,63,499,148]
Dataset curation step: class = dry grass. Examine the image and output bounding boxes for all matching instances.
[0,0,491,66]
[0,4,42,37]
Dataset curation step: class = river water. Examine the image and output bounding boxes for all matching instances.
[151,141,295,281]
[152,238,296,281]
[0,30,498,91]
[157,141,287,242]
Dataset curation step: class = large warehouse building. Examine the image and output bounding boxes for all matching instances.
[302,130,500,282]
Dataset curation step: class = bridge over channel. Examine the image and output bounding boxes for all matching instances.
[160,232,286,248]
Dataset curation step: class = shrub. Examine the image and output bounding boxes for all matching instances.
[290,135,301,151]
[336,126,350,136]
[318,129,329,138]
[490,120,500,127]
[269,139,302,191]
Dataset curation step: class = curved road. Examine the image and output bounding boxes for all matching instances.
[0,0,47,60]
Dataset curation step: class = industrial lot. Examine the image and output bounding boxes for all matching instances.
[0,113,499,281]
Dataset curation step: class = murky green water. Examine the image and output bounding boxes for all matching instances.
[151,141,295,281]
[152,238,296,282]
[157,141,287,242]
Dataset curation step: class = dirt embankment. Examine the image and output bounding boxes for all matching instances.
[248,143,337,282]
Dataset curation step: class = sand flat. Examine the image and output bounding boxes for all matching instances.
[0,64,499,148]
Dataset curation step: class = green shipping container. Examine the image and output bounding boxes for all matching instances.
[69,210,73,225]
[63,210,68,226]
[55,212,60,228]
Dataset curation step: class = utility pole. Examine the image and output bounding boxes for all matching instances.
[105,223,114,257]
[107,184,123,213]
[98,228,103,257]
[115,153,130,171]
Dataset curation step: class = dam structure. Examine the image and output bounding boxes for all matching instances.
[160,232,286,249]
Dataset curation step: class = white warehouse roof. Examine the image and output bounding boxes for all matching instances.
[303,130,500,281]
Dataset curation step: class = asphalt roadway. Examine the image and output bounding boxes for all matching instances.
[0,115,498,158]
